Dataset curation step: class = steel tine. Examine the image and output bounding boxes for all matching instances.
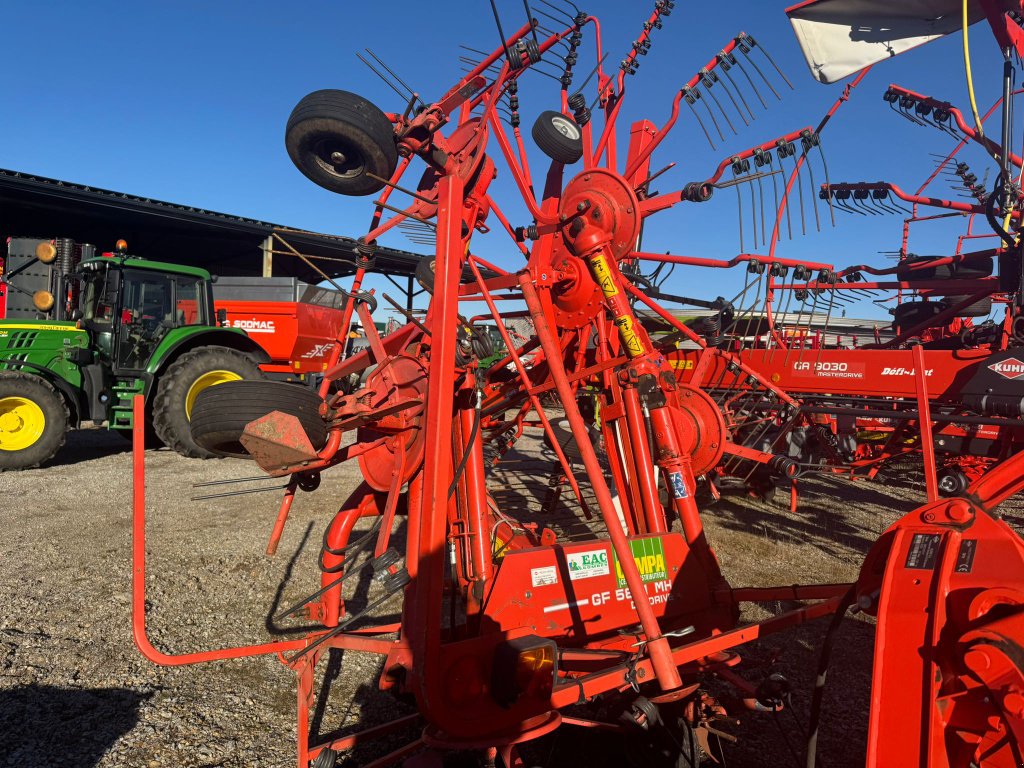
[816,141,836,227]
[696,87,726,142]
[836,196,865,216]
[747,172,758,249]
[735,171,745,251]
[706,68,748,127]
[719,63,757,123]
[685,98,716,149]
[536,0,575,25]
[791,155,806,236]
[802,149,821,233]
[854,193,879,216]
[779,160,793,239]
[534,5,570,30]
[739,47,781,100]
[756,172,767,244]
[522,0,539,42]
[751,37,794,90]
[770,163,782,234]
[702,79,737,135]
[365,48,422,104]
[732,52,769,109]
[355,52,413,103]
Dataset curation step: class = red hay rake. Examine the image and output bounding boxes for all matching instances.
[131,2,1024,766]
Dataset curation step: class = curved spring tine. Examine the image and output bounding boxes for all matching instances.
[816,141,836,227]
[685,98,716,150]
[697,88,726,142]
[732,52,768,110]
[720,65,756,123]
[702,78,738,135]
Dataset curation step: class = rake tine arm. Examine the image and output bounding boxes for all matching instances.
[638,127,813,215]
[886,84,1024,168]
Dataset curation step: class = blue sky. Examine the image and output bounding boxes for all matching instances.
[0,1,1013,320]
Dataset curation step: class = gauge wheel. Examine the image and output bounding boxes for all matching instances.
[190,380,328,458]
[286,89,398,196]
[532,110,584,164]
[152,346,264,458]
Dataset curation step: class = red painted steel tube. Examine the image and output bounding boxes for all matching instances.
[549,595,844,708]
[519,274,683,693]
[267,479,297,556]
[468,257,588,509]
[321,492,378,627]
[913,345,939,503]
[630,250,832,271]
[621,386,666,534]
[131,396,307,665]
[459,384,493,587]
[410,172,466,716]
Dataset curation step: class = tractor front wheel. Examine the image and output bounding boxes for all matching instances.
[0,372,69,470]
[152,347,264,459]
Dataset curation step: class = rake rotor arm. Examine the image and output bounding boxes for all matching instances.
[622,36,745,181]
[886,83,1024,169]
[638,127,813,215]
[835,247,1002,280]
[630,250,832,272]
[824,181,1019,219]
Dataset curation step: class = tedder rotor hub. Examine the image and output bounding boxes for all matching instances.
[356,353,428,491]
[549,253,603,330]
[670,384,727,477]
[559,168,642,260]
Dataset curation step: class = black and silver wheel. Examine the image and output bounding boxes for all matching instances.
[190,380,328,457]
[532,111,584,164]
[286,89,398,196]
[937,467,969,497]
[152,347,264,458]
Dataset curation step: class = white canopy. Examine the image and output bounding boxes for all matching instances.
[786,0,993,83]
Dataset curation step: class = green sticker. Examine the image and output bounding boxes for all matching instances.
[615,537,668,588]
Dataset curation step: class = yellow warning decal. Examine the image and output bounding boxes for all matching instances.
[590,254,620,298]
[614,315,645,358]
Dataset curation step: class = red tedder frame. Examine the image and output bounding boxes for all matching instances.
[131,2,1024,767]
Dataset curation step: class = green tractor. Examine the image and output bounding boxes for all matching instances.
[0,240,268,470]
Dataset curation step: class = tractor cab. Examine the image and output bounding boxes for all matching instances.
[78,241,215,372]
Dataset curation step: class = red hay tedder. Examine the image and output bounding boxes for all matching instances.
[130,1,1024,766]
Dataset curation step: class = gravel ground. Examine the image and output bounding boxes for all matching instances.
[2,426,1022,767]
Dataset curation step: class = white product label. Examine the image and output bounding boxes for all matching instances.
[530,565,558,587]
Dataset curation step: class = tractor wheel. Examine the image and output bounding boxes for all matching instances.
[152,347,264,459]
[938,467,970,497]
[190,380,328,457]
[0,372,69,470]
[285,89,398,196]
[532,111,584,164]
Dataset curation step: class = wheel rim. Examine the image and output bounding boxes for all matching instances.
[0,396,46,451]
[311,137,365,180]
[550,115,581,140]
[185,370,243,419]
[938,473,961,495]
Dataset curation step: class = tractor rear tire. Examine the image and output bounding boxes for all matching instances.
[0,372,69,471]
[190,380,328,458]
[285,89,398,196]
[152,347,264,459]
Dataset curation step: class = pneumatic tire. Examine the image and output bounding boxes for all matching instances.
[286,89,398,196]
[532,111,584,164]
[0,372,69,471]
[152,347,264,459]
[190,380,328,458]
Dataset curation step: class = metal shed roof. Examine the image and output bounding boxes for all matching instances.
[0,167,428,282]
